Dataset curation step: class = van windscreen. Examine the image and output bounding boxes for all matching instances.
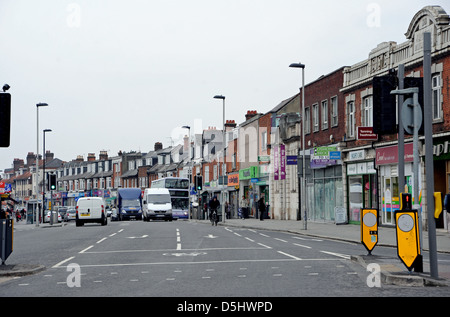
[148,194,170,204]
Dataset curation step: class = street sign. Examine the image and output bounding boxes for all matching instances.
[395,209,421,271]
[401,97,422,135]
[361,209,378,255]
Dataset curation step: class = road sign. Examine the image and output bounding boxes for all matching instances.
[401,97,422,135]
[361,209,378,255]
[395,209,421,271]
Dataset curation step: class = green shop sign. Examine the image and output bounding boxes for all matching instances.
[239,166,260,180]
[433,137,450,161]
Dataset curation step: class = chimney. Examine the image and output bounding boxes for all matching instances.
[75,155,84,162]
[13,158,24,171]
[245,110,258,121]
[154,142,163,151]
[87,153,96,161]
[26,152,36,167]
[45,150,54,162]
[99,151,108,161]
[225,120,237,131]
[183,135,189,152]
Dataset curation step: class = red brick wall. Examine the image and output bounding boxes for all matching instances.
[303,67,346,147]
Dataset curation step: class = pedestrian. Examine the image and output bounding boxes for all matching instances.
[225,201,230,219]
[240,195,249,219]
[258,194,266,221]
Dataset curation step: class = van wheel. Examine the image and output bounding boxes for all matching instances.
[76,220,84,227]
[101,215,107,226]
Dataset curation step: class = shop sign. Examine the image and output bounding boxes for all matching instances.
[274,145,279,180]
[375,143,413,165]
[357,126,378,140]
[286,155,297,165]
[239,166,259,180]
[433,137,450,160]
[227,174,239,187]
[310,146,339,168]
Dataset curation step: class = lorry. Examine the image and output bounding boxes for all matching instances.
[142,188,173,221]
[117,188,143,221]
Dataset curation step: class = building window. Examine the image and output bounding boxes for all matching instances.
[321,100,328,130]
[363,96,373,127]
[312,103,319,132]
[347,101,355,138]
[305,107,311,134]
[261,131,267,150]
[331,96,338,127]
[432,74,442,120]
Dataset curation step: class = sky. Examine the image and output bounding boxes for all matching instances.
[0,0,449,170]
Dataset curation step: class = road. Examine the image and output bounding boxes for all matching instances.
[1,219,449,300]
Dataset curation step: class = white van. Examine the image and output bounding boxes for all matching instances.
[142,188,173,221]
[76,197,107,226]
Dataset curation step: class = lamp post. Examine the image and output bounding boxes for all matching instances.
[43,129,52,224]
[214,95,226,223]
[35,103,48,226]
[182,125,191,220]
[289,63,307,230]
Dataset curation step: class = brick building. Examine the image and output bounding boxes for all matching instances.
[341,5,450,228]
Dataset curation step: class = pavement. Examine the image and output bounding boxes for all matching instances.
[2,217,450,287]
[200,217,450,287]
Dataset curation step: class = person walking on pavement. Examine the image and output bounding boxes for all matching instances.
[240,195,249,219]
[258,193,266,221]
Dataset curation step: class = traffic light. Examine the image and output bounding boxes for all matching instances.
[0,93,11,147]
[372,74,398,135]
[49,174,57,191]
[195,175,203,191]
[400,192,412,211]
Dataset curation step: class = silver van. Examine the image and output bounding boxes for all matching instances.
[142,188,173,221]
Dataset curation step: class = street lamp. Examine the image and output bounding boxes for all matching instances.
[35,102,48,226]
[289,63,307,230]
[213,95,226,223]
[182,125,191,220]
[43,129,52,224]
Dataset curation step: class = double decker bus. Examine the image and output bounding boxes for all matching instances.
[151,177,189,219]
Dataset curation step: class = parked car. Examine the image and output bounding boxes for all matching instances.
[44,210,62,223]
[64,207,76,221]
[56,206,68,220]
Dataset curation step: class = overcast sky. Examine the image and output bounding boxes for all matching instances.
[0,0,448,170]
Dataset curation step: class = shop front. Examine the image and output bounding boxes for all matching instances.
[308,146,343,222]
[346,158,377,224]
[432,135,450,229]
[376,143,416,226]
[239,166,259,217]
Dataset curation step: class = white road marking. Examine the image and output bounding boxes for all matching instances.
[320,251,350,259]
[97,237,107,244]
[293,243,311,249]
[277,251,302,261]
[52,256,75,268]
[79,245,94,253]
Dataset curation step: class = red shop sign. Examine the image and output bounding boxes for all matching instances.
[375,143,414,165]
